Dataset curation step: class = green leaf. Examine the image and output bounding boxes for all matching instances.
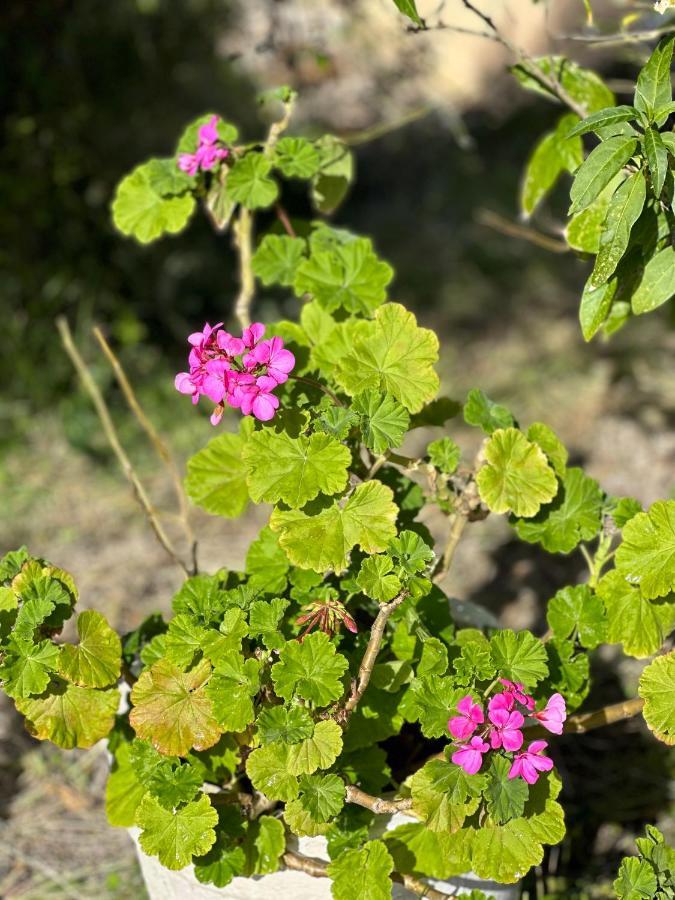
[567,106,638,137]
[13,576,71,640]
[463,389,515,434]
[243,815,286,875]
[336,304,439,414]
[418,637,448,676]
[130,658,221,756]
[610,497,643,528]
[489,629,548,686]
[246,743,299,801]
[391,0,423,25]
[639,650,675,745]
[246,527,290,596]
[400,675,462,738]
[205,168,236,232]
[411,758,485,832]
[206,653,261,732]
[615,500,675,599]
[193,811,246,888]
[316,406,360,440]
[252,234,306,286]
[310,135,354,214]
[566,172,624,254]
[0,547,29,582]
[631,246,675,314]
[477,428,558,518]
[227,154,278,209]
[468,773,565,883]
[569,136,638,215]
[597,570,675,658]
[243,429,350,509]
[613,857,659,899]
[634,35,675,119]
[106,743,148,828]
[271,632,347,706]
[16,679,119,749]
[58,610,121,688]
[579,275,618,341]
[255,704,314,744]
[294,238,393,315]
[176,114,238,156]
[144,157,194,196]
[546,584,608,648]
[514,466,604,553]
[112,161,195,244]
[427,437,461,474]
[643,128,669,197]
[353,391,410,456]
[135,793,218,871]
[591,170,647,286]
[357,555,401,603]
[383,822,470,880]
[271,481,398,573]
[485,755,529,824]
[513,57,614,114]
[248,598,289,645]
[388,530,434,574]
[526,423,568,477]
[274,136,320,179]
[328,840,394,900]
[0,637,60,699]
[185,421,252,518]
[452,641,496,686]
[298,773,345,821]
[544,639,589,711]
[521,114,583,217]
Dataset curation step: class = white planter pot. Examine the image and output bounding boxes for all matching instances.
[129,814,520,900]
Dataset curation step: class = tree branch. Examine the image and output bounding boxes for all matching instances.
[283,850,457,899]
[57,318,191,577]
[233,205,255,330]
[92,326,198,574]
[342,591,409,717]
[528,696,645,738]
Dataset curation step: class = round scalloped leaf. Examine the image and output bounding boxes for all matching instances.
[410,758,485,832]
[227,154,279,209]
[135,792,218,871]
[246,743,299,802]
[185,422,253,518]
[489,629,549,686]
[270,481,398,573]
[546,585,608,649]
[336,303,439,414]
[271,632,348,707]
[59,610,122,688]
[597,570,675,658]
[251,234,307,287]
[327,839,394,900]
[112,160,195,244]
[243,430,350,509]
[0,638,60,699]
[206,652,261,733]
[477,428,558,518]
[16,679,118,749]
[287,719,343,776]
[639,651,675,745]
[130,658,221,757]
[615,500,675,600]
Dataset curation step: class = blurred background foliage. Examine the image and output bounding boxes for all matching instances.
[0,0,674,897]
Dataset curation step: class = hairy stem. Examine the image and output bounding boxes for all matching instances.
[342,592,409,717]
[233,205,255,330]
[283,850,457,899]
[57,318,190,577]
[92,326,198,574]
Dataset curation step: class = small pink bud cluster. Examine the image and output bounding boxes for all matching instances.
[178,115,229,176]
[175,321,295,424]
[448,679,566,784]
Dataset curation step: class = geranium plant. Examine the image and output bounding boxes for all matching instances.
[3,12,675,896]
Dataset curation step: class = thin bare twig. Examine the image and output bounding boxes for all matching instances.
[92,326,198,574]
[560,26,675,47]
[345,784,413,815]
[342,592,409,717]
[57,318,190,577]
[476,209,569,254]
[283,850,457,899]
[276,204,297,237]
[342,104,435,146]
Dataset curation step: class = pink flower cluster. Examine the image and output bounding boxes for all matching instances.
[448,679,566,784]
[175,321,295,424]
[178,115,229,176]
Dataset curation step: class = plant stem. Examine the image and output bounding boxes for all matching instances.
[92,326,198,574]
[233,205,255,330]
[345,785,413,815]
[475,209,569,254]
[531,696,645,737]
[288,374,344,407]
[342,592,409,717]
[57,318,190,578]
[283,850,457,899]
